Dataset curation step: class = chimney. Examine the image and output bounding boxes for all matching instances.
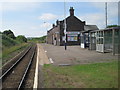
[56,20,59,25]
[53,24,55,28]
[69,7,74,16]
[83,21,86,25]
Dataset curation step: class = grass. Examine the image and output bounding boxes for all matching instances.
[43,61,118,88]
[2,43,30,66]
[0,33,30,67]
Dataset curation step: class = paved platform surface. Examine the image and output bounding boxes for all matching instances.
[37,44,50,65]
[34,43,118,88]
[34,44,50,88]
[41,43,118,65]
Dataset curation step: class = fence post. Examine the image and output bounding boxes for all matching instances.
[112,29,115,55]
[103,30,105,53]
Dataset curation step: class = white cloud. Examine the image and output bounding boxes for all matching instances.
[40,22,52,30]
[0,0,119,2]
[25,29,47,37]
[79,12,117,29]
[38,13,59,21]
[79,13,106,28]
[27,22,52,31]
[0,3,2,30]
[2,24,48,37]
[0,2,39,11]
[91,2,105,9]
[107,2,118,18]
[91,2,118,18]
[20,23,52,37]
[83,2,118,28]
[25,25,49,37]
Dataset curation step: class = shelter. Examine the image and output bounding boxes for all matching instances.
[80,25,99,48]
[96,27,120,55]
[89,27,120,55]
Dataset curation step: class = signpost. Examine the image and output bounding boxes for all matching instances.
[64,0,67,50]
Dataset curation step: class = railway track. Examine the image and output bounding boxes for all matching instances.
[1,44,36,89]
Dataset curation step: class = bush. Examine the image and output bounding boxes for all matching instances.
[16,35,27,43]
[2,34,19,49]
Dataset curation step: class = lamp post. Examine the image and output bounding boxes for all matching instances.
[44,22,47,43]
[64,0,67,50]
[105,2,107,28]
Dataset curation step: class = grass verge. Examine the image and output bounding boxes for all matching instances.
[2,43,30,66]
[43,61,118,88]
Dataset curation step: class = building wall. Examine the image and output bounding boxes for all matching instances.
[66,16,85,31]
[47,30,53,44]
[47,25,60,46]
[60,16,85,46]
[47,7,85,46]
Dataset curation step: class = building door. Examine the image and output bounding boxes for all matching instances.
[89,32,96,50]
[52,35,54,45]
[96,31,104,52]
[81,33,85,48]
[54,37,57,45]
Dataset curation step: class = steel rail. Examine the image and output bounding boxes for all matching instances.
[18,46,36,89]
[0,45,32,80]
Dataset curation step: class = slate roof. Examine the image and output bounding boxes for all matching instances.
[84,25,99,31]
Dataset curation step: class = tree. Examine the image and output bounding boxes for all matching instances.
[2,30,16,39]
[16,35,27,43]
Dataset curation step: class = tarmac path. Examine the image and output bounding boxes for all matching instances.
[40,43,118,65]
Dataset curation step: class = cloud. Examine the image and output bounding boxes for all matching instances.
[79,12,117,29]
[107,2,118,18]
[38,13,59,21]
[82,2,118,28]
[26,22,52,31]
[0,3,2,30]
[0,2,39,11]
[21,22,52,37]
[40,22,52,30]
[0,0,119,2]
[91,2,118,18]
[25,25,50,37]
[2,24,48,37]
[91,2,105,9]
[79,13,106,28]
[25,29,47,37]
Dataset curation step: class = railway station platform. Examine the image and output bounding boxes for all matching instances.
[33,43,118,88]
[33,44,50,88]
[41,43,118,65]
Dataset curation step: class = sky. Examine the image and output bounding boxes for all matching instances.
[0,1,119,37]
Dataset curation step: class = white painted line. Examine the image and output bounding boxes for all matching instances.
[49,58,54,64]
[33,44,39,89]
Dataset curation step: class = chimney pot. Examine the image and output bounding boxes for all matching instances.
[53,24,55,27]
[56,20,60,25]
[69,7,74,16]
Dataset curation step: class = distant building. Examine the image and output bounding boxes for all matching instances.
[47,7,98,46]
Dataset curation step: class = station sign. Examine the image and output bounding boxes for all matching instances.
[55,32,59,34]
[66,32,80,34]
